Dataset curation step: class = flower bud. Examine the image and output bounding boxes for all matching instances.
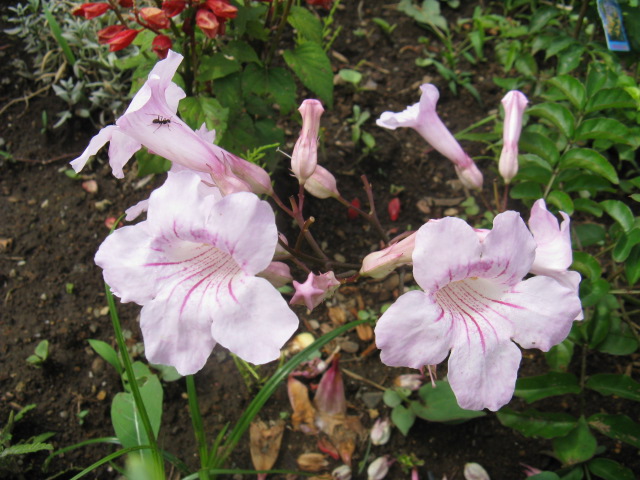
[332,465,352,480]
[304,165,340,199]
[141,7,170,29]
[106,29,140,52]
[97,25,127,44]
[257,261,293,288]
[464,462,490,480]
[196,8,219,38]
[292,99,324,185]
[455,162,483,190]
[367,456,393,480]
[205,0,238,19]
[370,417,391,446]
[393,374,423,391]
[152,34,172,59]
[162,0,186,17]
[360,232,416,279]
[499,90,528,184]
[72,2,110,19]
[290,271,340,311]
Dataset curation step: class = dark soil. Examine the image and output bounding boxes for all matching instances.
[1,2,639,480]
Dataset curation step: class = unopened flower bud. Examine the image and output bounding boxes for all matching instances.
[292,99,324,184]
[464,462,490,480]
[367,455,393,480]
[360,233,416,279]
[304,165,340,199]
[72,2,110,19]
[393,374,423,391]
[455,162,483,190]
[370,417,391,446]
[499,90,528,184]
[140,7,170,29]
[332,465,352,480]
[257,261,292,288]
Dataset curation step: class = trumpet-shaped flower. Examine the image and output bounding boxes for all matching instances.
[95,170,298,375]
[499,90,528,184]
[377,84,483,190]
[71,50,272,196]
[374,212,582,411]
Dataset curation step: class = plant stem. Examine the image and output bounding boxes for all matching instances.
[186,375,210,480]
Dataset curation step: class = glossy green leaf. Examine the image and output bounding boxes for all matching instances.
[556,45,584,75]
[626,245,640,285]
[527,103,575,138]
[412,381,486,423]
[179,96,229,136]
[547,190,574,215]
[197,53,241,82]
[600,200,634,232]
[575,118,629,144]
[596,316,638,355]
[510,181,543,200]
[529,473,560,480]
[89,339,122,375]
[287,6,323,44]
[585,88,636,113]
[392,404,416,436]
[543,36,574,59]
[573,198,603,217]
[545,339,574,372]
[588,413,640,448]
[283,42,333,107]
[520,130,560,166]
[553,417,597,466]
[560,149,619,184]
[515,372,580,403]
[497,408,577,439]
[613,229,640,262]
[573,224,606,248]
[586,374,640,401]
[587,458,635,480]
[571,251,602,280]
[631,194,640,203]
[580,278,610,308]
[529,6,559,33]
[547,75,586,110]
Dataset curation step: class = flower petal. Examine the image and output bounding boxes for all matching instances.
[375,290,453,369]
[529,199,573,273]
[70,125,120,173]
[506,275,582,351]
[210,276,299,364]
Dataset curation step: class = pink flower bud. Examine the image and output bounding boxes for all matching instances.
[393,373,423,391]
[332,465,352,480]
[499,90,528,184]
[314,356,346,416]
[367,456,393,480]
[290,271,340,311]
[304,165,340,199]
[257,261,293,288]
[370,417,391,446]
[360,233,416,279]
[464,462,490,480]
[292,99,324,185]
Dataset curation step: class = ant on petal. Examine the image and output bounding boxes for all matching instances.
[148,114,172,132]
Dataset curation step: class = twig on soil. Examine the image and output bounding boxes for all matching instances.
[0,83,53,118]
[342,367,386,391]
[14,152,82,165]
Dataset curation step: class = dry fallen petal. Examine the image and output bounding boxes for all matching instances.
[288,376,318,434]
[328,306,347,325]
[297,453,329,472]
[249,419,286,471]
[356,323,373,341]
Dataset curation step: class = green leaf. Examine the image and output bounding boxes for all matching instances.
[412,381,486,423]
[587,458,635,480]
[573,224,606,248]
[197,53,241,82]
[585,88,636,113]
[560,149,619,184]
[383,389,403,408]
[510,181,543,200]
[572,251,602,280]
[515,372,580,403]
[613,229,640,262]
[529,473,560,480]
[529,6,559,33]
[288,6,323,44]
[515,53,538,77]
[586,374,640,401]
[626,245,640,285]
[520,130,560,166]
[573,198,603,217]
[543,36,574,59]
[391,404,416,436]
[89,339,123,375]
[553,417,597,466]
[283,42,333,107]
[600,200,634,232]
[0,442,53,457]
[596,316,638,355]
[547,190,574,215]
[556,45,584,75]
[179,96,229,137]
[575,118,629,144]
[527,103,575,138]
[496,408,577,439]
[223,40,261,65]
[135,151,171,177]
[242,65,297,114]
[545,339,574,372]
[34,340,49,359]
[547,75,586,110]
[588,413,640,448]
[580,278,611,308]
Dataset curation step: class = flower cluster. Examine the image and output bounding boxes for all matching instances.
[76,51,582,411]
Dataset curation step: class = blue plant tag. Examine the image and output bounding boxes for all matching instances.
[597,0,631,51]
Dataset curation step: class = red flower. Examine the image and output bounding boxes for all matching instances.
[348,198,361,220]
[152,34,172,59]
[205,0,238,19]
[388,197,401,221]
[162,0,187,18]
[107,29,140,52]
[195,9,220,38]
[118,0,133,7]
[97,25,127,44]
[72,2,110,19]
[140,7,170,29]
[306,0,333,9]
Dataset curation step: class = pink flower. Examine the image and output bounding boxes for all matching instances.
[290,271,340,311]
[291,99,324,185]
[377,84,483,190]
[499,90,528,184]
[95,171,298,375]
[71,51,272,196]
[375,212,582,411]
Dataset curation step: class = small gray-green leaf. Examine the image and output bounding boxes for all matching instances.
[560,148,619,184]
[391,404,416,436]
[383,389,403,408]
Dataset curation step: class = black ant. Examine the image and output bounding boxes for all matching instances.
[148,114,172,132]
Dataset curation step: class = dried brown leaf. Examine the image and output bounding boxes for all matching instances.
[297,453,329,472]
[249,419,285,471]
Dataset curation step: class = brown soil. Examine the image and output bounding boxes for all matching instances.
[1,2,639,480]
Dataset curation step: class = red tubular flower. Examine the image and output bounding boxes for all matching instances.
[107,29,140,52]
[152,34,172,59]
[388,197,401,221]
[306,0,333,9]
[348,198,360,220]
[140,7,170,29]
[162,0,187,17]
[97,25,127,44]
[72,2,111,19]
[205,0,238,19]
[195,8,220,38]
